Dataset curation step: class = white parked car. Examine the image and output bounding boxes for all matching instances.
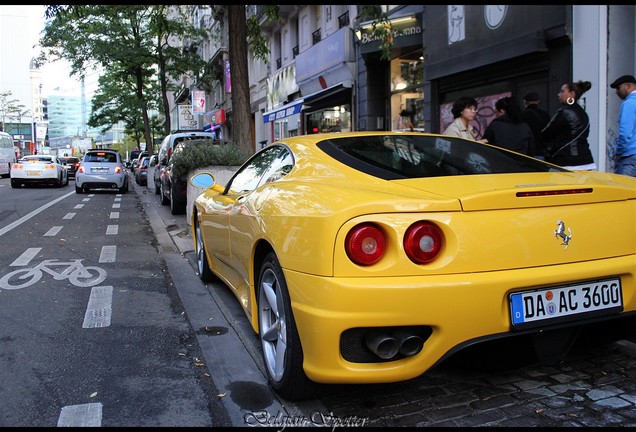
[10,154,69,188]
[75,149,128,194]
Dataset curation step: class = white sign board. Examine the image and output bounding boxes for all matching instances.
[178,105,199,130]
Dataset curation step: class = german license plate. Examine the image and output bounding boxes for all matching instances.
[510,278,622,330]
[91,167,108,173]
[27,171,42,176]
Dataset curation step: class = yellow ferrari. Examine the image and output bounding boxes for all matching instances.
[190,131,636,401]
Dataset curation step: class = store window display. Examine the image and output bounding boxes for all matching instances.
[306,105,352,134]
[391,55,425,131]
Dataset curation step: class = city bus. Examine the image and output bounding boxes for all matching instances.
[0,131,17,178]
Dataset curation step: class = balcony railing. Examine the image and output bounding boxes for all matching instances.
[338,11,350,28]
[312,28,321,45]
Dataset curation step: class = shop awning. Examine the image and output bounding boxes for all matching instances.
[263,99,304,123]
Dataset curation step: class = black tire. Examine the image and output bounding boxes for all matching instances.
[11,179,19,188]
[170,184,185,215]
[257,252,318,401]
[194,216,215,282]
[75,184,83,194]
[160,181,169,205]
[119,179,128,194]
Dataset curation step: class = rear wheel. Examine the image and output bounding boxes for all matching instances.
[160,181,169,205]
[75,184,83,194]
[11,179,20,188]
[119,178,128,194]
[257,252,318,401]
[169,184,185,215]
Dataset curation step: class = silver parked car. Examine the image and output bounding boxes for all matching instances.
[75,149,129,194]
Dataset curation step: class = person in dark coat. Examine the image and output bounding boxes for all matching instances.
[521,91,551,159]
[541,80,596,170]
[483,96,534,155]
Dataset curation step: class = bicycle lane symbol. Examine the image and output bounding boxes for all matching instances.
[0,258,107,290]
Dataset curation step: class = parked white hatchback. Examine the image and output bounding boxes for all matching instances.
[10,154,69,188]
[75,149,128,194]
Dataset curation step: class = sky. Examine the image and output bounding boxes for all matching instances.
[28,5,99,97]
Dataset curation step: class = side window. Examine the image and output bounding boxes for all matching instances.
[226,146,282,194]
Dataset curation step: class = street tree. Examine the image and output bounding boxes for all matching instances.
[39,5,206,146]
[0,90,22,132]
[225,5,277,156]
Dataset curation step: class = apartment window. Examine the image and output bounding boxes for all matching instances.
[292,45,299,58]
[338,11,349,28]
[276,58,282,69]
[312,28,321,45]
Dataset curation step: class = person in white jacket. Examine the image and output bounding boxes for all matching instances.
[443,96,485,142]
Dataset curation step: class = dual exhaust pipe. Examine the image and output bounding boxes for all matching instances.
[365,328,425,360]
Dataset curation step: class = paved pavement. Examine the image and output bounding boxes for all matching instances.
[133,179,327,427]
[133,178,636,428]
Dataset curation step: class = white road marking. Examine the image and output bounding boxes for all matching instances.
[44,226,63,237]
[82,198,90,202]
[10,248,41,266]
[82,285,113,328]
[106,225,118,235]
[114,197,121,202]
[57,402,102,427]
[74,204,84,209]
[0,191,74,237]
[112,203,120,209]
[99,246,116,263]
[63,213,76,219]
[109,212,119,219]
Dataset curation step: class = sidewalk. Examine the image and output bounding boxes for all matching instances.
[132,179,300,426]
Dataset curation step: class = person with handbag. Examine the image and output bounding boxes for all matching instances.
[541,80,597,170]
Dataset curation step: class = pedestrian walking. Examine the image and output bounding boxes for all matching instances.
[521,92,551,159]
[483,96,534,155]
[609,74,636,177]
[541,80,596,170]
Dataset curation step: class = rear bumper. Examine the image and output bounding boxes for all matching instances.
[282,254,636,384]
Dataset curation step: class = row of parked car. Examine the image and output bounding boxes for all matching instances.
[132,131,217,215]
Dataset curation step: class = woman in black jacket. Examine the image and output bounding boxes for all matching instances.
[483,96,534,155]
[541,80,596,170]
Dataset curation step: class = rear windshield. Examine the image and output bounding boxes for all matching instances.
[84,152,118,163]
[317,134,567,180]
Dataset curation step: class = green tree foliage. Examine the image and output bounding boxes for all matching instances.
[38,5,207,144]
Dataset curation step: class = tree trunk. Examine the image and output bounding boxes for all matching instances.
[135,67,154,153]
[227,5,254,156]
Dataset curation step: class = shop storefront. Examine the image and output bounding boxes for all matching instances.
[203,109,226,140]
[296,26,356,134]
[356,8,425,132]
[424,5,570,137]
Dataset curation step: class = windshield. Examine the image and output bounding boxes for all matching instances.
[317,134,567,180]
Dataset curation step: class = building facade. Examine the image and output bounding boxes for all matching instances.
[172,5,635,174]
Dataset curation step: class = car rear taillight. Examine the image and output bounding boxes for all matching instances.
[403,221,443,264]
[345,223,386,266]
[78,166,86,173]
[115,166,122,173]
